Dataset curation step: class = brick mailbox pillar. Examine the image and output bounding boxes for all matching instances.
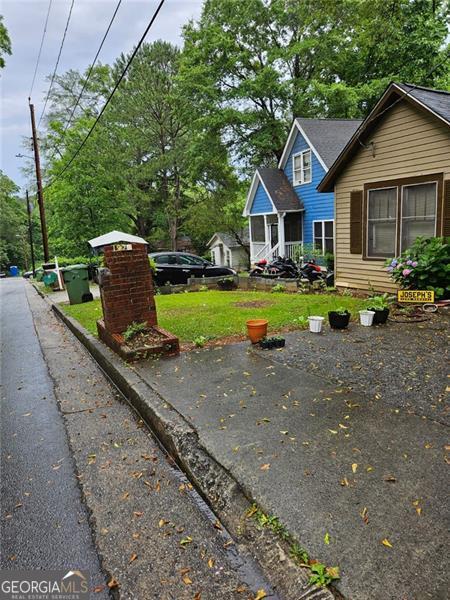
[96,242,179,360]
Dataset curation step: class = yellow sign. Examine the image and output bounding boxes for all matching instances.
[397,290,434,303]
[112,243,132,251]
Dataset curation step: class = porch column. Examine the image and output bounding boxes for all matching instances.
[264,215,269,246]
[278,212,285,255]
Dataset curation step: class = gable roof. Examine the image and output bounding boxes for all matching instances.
[243,168,303,216]
[318,82,450,192]
[207,231,250,249]
[278,118,362,171]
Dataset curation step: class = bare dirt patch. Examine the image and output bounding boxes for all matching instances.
[233,300,273,309]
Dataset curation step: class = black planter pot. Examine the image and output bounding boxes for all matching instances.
[259,338,276,349]
[274,338,285,348]
[328,311,350,330]
[368,307,390,325]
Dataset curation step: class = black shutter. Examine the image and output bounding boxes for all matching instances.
[350,190,363,254]
[443,180,450,239]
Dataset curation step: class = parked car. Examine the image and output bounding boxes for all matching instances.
[149,252,236,285]
[23,270,34,278]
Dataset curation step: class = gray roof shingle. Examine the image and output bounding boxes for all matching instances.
[257,168,303,212]
[396,83,450,125]
[295,118,363,169]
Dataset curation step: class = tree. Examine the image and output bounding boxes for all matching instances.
[0,15,11,69]
[180,0,450,170]
[0,171,28,270]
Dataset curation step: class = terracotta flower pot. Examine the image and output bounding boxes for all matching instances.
[246,319,268,344]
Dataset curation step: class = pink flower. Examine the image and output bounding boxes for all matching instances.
[402,268,412,276]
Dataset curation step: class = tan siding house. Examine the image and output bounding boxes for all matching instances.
[318,83,450,293]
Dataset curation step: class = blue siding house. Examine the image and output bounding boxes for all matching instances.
[243,118,362,262]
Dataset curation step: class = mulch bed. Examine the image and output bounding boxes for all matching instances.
[125,329,167,351]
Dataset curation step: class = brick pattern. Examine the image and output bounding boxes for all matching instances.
[99,243,157,334]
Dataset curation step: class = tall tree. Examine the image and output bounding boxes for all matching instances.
[0,171,28,270]
[0,15,11,69]
[181,0,450,169]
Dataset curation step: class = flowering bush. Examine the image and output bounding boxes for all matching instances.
[385,237,450,299]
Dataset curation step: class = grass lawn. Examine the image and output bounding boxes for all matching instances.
[60,290,365,343]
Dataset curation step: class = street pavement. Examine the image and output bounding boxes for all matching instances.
[136,341,449,600]
[18,280,277,599]
[0,278,108,596]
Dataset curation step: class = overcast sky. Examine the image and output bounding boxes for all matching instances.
[1,0,203,191]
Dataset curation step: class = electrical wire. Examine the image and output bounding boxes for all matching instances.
[45,0,166,189]
[37,0,76,128]
[63,0,123,133]
[29,0,53,98]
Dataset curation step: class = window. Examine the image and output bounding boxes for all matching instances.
[284,213,303,242]
[250,216,265,242]
[177,254,205,265]
[155,254,177,265]
[226,250,231,266]
[367,188,397,258]
[313,220,334,254]
[364,179,438,258]
[401,182,436,251]
[293,149,312,185]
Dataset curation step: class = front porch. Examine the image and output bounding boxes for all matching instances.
[249,212,303,263]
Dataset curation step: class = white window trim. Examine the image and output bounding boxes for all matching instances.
[292,149,312,186]
[312,219,334,254]
[399,181,438,253]
[366,186,398,259]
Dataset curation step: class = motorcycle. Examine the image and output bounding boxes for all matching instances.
[250,256,300,279]
[299,258,334,286]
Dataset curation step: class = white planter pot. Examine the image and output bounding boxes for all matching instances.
[308,316,324,333]
[359,310,375,327]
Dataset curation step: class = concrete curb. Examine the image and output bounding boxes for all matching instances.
[49,297,339,600]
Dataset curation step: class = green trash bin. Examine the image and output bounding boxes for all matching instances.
[61,264,93,305]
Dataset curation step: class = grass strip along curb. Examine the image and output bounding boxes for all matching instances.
[50,298,341,600]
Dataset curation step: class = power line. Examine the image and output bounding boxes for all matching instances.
[37,0,76,128]
[45,0,166,189]
[63,0,123,133]
[29,0,53,98]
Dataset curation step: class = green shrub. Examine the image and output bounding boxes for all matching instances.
[386,237,450,299]
[193,335,208,347]
[123,321,148,342]
[271,283,286,293]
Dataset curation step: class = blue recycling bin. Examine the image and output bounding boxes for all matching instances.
[9,266,19,277]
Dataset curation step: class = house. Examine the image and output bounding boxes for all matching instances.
[207,231,250,270]
[243,118,362,263]
[318,82,450,293]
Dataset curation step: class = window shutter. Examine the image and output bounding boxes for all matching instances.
[443,180,450,238]
[350,190,363,254]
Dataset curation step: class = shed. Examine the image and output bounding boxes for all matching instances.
[207,232,250,270]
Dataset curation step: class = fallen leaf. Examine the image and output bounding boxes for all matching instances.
[260,463,270,471]
[121,492,129,500]
[93,585,105,593]
[133,511,143,518]
[159,519,169,527]
[352,463,358,474]
[381,538,392,548]
[360,507,369,524]
[182,574,192,585]
[107,578,119,589]
[213,520,222,530]
[324,532,330,545]
[208,557,215,568]
[132,533,140,539]
[246,505,258,518]
[384,475,396,482]
[180,536,193,546]
[194,593,201,600]
[340,477,349,487]
[129,553,137,563]
[254,590,267,600]
[328,429,338,435]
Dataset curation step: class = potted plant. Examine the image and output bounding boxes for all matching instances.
[308,316,324,333]
[259,336,276,349]
[359,309,375,326]
[328,306,351,329]
[246,319,268,343]
[217,276,237,291]
[366,293,391,324]
[273,335,285,348]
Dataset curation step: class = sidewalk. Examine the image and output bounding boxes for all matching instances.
[134,341,448,600]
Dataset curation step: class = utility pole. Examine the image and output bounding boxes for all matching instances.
[28,100,49,262]
[26,190,36,277]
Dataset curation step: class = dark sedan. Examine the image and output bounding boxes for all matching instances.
[149,252,235,285]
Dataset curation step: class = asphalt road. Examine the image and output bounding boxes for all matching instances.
[0,278,108,594]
